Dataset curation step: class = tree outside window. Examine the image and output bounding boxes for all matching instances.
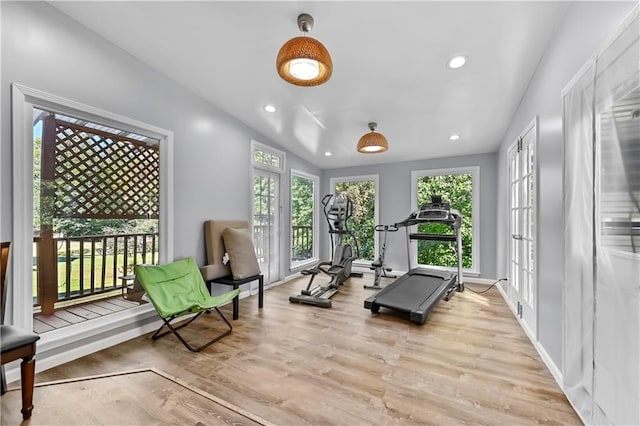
[334,179,376,262]
[291,174,315,264]
[416,173,473,269]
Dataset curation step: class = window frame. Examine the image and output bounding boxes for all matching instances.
[10,83,174,332]
[251,140,285,174]
[329,174,380,266]
[249,140,285,284]
[289,169,320,271]
[595,96,640,260]
[410,166,480,275]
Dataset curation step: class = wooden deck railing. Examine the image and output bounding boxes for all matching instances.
[250,224,313,265]
[291,225,313,261]
[33,232,158,313]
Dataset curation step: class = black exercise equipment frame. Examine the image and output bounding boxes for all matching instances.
[364,195,465,324]
[290,193,362,308]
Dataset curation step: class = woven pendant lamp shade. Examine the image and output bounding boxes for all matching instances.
[357,123,388,153]
[277,37,332,86]
[276,13,333,87]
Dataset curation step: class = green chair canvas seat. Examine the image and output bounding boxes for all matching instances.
[135,257,240,352]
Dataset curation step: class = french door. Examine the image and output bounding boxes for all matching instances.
[508,118,537,337]
[252,168,280,286]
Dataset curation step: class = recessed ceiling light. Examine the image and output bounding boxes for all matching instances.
[449,134,461,141]
[324,151,332,156]
[447,56,467,69]
[264,105,276,113]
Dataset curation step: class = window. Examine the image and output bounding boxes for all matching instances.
[31,109,161,322]
[598,87,640,256]
[252,140,285,173]
[330,175,379,263]
[11,84,173,332]
[290,171,319,269]
[411,167,479,273]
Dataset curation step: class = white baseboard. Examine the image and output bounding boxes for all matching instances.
[495,283,563,387]
[283,271,302,283]
[465,276,502,285]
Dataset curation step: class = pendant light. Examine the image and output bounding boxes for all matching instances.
[357,122,388,153]
[276,13,333,86]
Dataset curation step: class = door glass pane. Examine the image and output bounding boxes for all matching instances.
[522,259,529,302]
[523,176,529,209]
[529,208,534,242]
[511,259,519,291]
[253,172,279,283]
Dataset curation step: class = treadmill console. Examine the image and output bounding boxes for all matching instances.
[417,201,451,221]
[397,195,461,228]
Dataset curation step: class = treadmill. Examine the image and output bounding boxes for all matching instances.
[364,196,465,325]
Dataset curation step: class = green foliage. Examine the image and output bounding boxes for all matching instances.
[53,218,128,237]
[291,175,313,227]
[416,174,473,268]
[252,174,276,225]
[335,180,376,261]
[291,175,314,260]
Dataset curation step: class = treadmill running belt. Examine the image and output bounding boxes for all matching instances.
[374,273,443,311]
[364,268,456,324]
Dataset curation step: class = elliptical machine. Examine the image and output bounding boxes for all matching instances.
[365,224,399,290]
[289,193,362,308]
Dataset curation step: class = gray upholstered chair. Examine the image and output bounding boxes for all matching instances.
[200,220,263,320]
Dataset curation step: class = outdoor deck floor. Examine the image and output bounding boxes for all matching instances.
[33,296,141,333]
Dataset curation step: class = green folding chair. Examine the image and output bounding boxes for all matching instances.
[135,257,240,352]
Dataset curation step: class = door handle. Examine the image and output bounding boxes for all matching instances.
[512,234,522,240]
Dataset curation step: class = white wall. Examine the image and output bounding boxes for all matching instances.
[323,152,498,279]
[0,1,320,373]
[495,1,636,369]
[0,1,320,279]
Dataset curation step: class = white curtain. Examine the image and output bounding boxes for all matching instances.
[563,7,639,425]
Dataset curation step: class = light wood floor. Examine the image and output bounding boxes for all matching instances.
[24,274,580,425]
[1,369,267,425]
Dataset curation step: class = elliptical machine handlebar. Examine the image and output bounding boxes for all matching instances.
[323,193,354,233]
[374,224,399,233]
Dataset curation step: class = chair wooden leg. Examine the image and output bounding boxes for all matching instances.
[1,365,7,395]
[20,355,36,420]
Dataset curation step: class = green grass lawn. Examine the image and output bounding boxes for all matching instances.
[32,252,158,299]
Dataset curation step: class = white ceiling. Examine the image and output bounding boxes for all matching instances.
[50,1,569,169]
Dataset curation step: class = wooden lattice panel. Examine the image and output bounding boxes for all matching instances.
[53,120,160,219]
